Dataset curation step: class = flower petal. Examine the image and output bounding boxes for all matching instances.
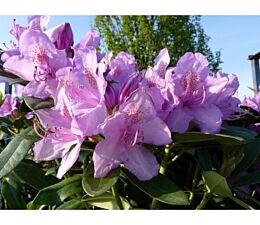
[167,105,193,133]
[3,56,35,81]
[154,48,170,77]
[124,145,159,181]
[71,101,108,136]
[57,141,82,179]
[33,132,78,161]
[142,117,172,145]
[78,29,100,48]
[36,108,71,130]
[93,137,125,178]
[193,104,223,133]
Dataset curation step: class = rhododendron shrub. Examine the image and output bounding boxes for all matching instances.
[0,16,259,210]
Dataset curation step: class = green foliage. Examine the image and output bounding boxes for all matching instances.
[12,159,59,191]
[203,171,232,198]
[82,163,120,197]
[29,175,83,209]
[95,16,222,72]
[24,96,55,111]
[0,127,39,178]
[123,169,189,205]
[1,177,27,209]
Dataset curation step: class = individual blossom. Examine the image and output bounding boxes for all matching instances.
[206,72,243,119]
[75,29,100,49]
[33,104,84,179]
[241,92,260,133]
[153,48,171,78]
[34,64,108,179]
[93,89,172,181]
[166,52,223,133]
[1,16,49,62]
[0,94,19,117]
[3,29,69,99]
[140,49,177,121]
[104,52,140,110]
[27,15,50,32]
[241,92,260,112]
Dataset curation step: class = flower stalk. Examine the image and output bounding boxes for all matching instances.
[151,144,171,209]
[112,183,124,210]
[196,191,213,210]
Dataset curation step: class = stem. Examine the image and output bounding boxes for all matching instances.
[112,183,124,210]
[196,192,213,210]
[159,144,171,175]
[190,165,200,202]
[151,144,171,209]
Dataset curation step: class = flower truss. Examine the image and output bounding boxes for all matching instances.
[0,16,259,210]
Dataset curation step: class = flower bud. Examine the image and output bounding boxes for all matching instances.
[46,23,74,51]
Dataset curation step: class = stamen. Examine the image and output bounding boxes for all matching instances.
[200,86,206,104]
[2,42,9,50]
[131,130,139,146]
[33,119,45,139]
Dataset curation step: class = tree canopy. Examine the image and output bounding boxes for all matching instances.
[95,16,222,72]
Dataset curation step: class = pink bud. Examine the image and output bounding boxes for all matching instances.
[46,23,74,51]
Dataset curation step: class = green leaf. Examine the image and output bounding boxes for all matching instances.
[56,199,86,209]
[83,192,130,210]
[232,171,260,188]
[9,78,28,86]
[0,117,13,125]
[123,169,189,205]
[196,148,213,171]
[13,159,59,191]
[29,175,83,208]
[232,138,260,176]
[0,70,19,80]
[24,96,54,111]
[1,177,26,209]
[202,171,232,198]
[231,197,254,210]
[173,132,246,147]
[0,127,39,178]
[220,125,256,144]
[82,163,120,197]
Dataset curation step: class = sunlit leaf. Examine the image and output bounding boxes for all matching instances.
[203,171,232,198]
[82,163,120,197]
[0,127,39,178]
[123,169,189,205]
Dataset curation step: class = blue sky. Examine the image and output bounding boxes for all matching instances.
[0,15,259,100]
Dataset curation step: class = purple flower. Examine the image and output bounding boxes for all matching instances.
[153,48,170,78]
[4,29,69,98]
[45,23,74,51]
[241,92,260,133]
[93,89,172,181]
[76,29,100,49]
[241,92,260,112]
[32,29,108,179]
[55,66,108,136]
[206,72,243,119]
[34,51,108,178]
[0,94,19,117]
[33,107,83,179]
[10,19,27,41]
[166,52,223,133]
[104,52,139,110]
[28,15,50,31]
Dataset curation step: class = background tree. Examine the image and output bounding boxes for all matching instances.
[95,16,222,72]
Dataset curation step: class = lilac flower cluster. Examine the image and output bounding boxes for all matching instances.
[1,16,242,181]
[241,92,260,133]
